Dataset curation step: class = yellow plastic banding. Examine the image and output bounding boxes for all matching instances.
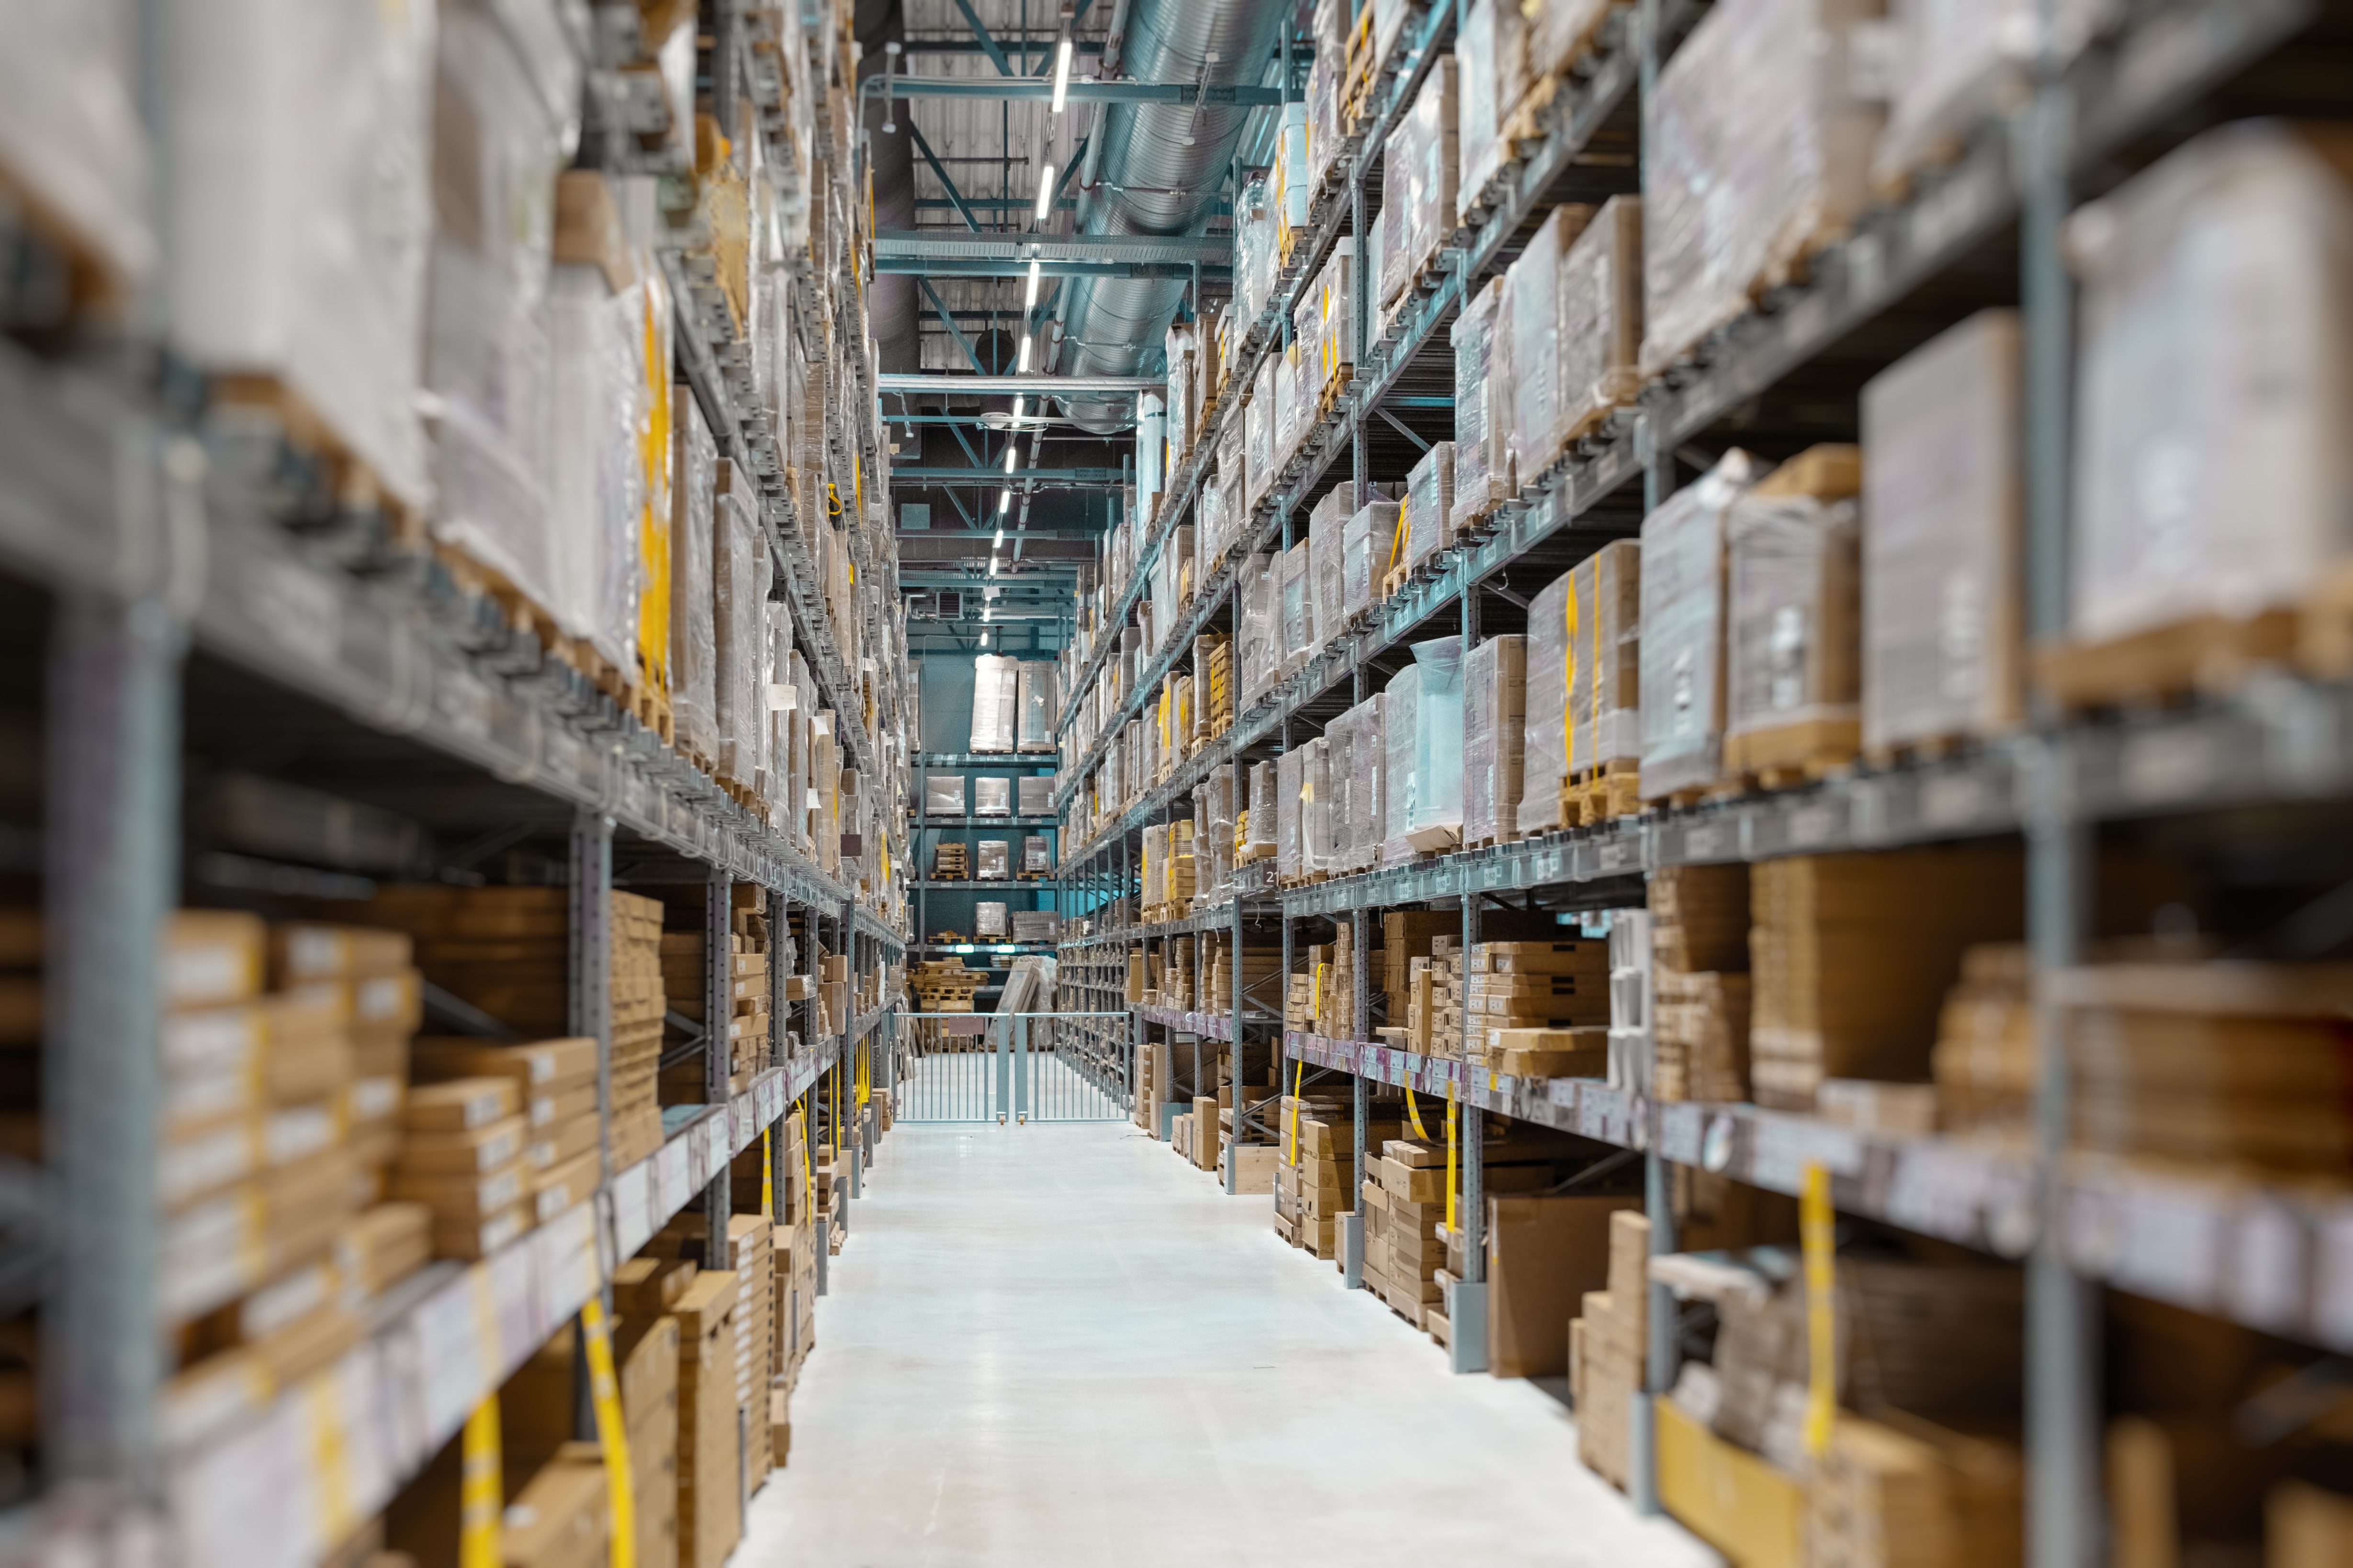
[1564,570,1580,777]
[458,1397,502,1568]
[1288,1058,1305,1168]
[1405,1085,1430,1142]
[580,1298,637,1568]
[1801,1162,1837,1458]
[1444,1080,1458,1235]
[763,1127,774,1220]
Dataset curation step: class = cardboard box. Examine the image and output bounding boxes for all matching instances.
[396,1114,529,1176]
[673,1271,742,1568]
[1486,1194,1644,1378]
[403,1076,518,1133]
[412,1036,598,1092]
[1655,1399,1805,1568]
[504,1445,608,1568]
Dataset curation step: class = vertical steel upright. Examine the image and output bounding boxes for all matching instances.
[841,896,861,1198]
[2021,15,2096,1563]
[1452,593,1488,1374]
[569,814,615,1185]
[704,868,734,1269]
[1345,883,1370,1290]
[43,588,185,1520]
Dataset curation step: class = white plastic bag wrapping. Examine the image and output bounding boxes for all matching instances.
[1638,453,1758,797]
[1215,415,1248,562]
[1302,735,1336,874]
[1325,708,1356,872]
[970,654,1019,752]
[1725,465,1862,757]
[170,0,438,515]
[546,265,643,674]
[1310,485,1353,641]
[1244,761,1278,861]
[975,777,1012,817]
[1403,442,1456,574]
[978,840,1011,881]
[1280,540,1315,677]
[1642,0,1884,376]
[1277,329,1308,467]
[924,774,966,816]
[1354,693,1386,870]
[1247,354,1278,515]
[1874,0,2107,195]
[1209,764,1237,895]
[1389,56,1457,306]
[1559,196,1645,445]
[1236,173,1272,324]
[1463,635,1527,846]
[1277,750,1303,882]
[1519,566,1576,832]
[1309,0,1346,189]
[1452,277,1510,532]
[1349,500,1400,618]
[1238,554,1279,709]
[2069,122,2353,648]
[976,902,1009,939]
[1166,323,1195,473]
[669,382,720,762]
[1018,774,1054,815]
[1456,0,1526,220]
[422,0,577,600]
[0,0,152,296]
[1504,205,1594,487]
[1381,664,1419,865]
[713,466,768,786]
[1405,638,1466,850]
[1015,662,1058,751]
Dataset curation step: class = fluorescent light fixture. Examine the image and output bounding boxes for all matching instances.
[1011,395,1025,422]
[1003,444,1018,473]
[994,527,1004,547]
[1018,335,1033,373]
[999,489,1012,513]
[1052,39,1073,112]
[1025,258,1041,309]
[1035,163,1054,219]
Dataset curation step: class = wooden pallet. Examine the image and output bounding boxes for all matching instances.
[2036,607,2301,715]
[1566,760,1644,827]
[1723,717,1860,791]
[210,373,426,549]
[1316,364,1356,420]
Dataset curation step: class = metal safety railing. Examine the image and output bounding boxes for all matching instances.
[897,1011,1133,1123]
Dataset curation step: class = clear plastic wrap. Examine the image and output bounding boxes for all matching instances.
[1456,0,1528,221]
[1576,541,1644,772]
[976,902,1009,939]
[1874,0,2107,195]
[669,388,720,762]
[1016,662,1058,751]
[1325,708,1356,872]
[1452,277,1510,532]
[1277,750,1303,882]
[1238,554,1279,708]
[1559,195,1645,444]
[1349,500,1400,616]
[173,0,439,513]
[1402,59,1460,290]
[1527,0,1616,81]
[1354,693,1386,870]
[2069,122,2353,648]
[1405,638,1466,850]
[1403,441,1456,573]
[1277,327,1308,467]
[1505,205,1594,486]
[1301,735,1336,874]
[713,468,769,786]
[1463,635,1527,846]
[1244,760,1278,861]
[1209,764,1238,895]
[924,774,966,816]
[1309,0,1345,189]
[0,0,152,295]
[1237,173,1273,325]
[1280,540,1314,677]
[1018,774,1054,816]
[1637,452,1758,798]
[970,654,1018,752]
[1247,354,1278,516]
[547,265,644,673]
[1216,413,1248,562]
[1166,320,1196,471]
[978,840,1011,881]
[1310,485,1352,641]
[1143,825,1168,906]
[1382,664,1419,865]
[1642,0,1884,376]
[975,777,1012,817]
[764,602,793,813]
[1725,452,1863,766]
[1012,909,1059,942]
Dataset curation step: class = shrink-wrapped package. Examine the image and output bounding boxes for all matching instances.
[978,840,1010,882]
[1559,196,1644,444]
[1167,320,1197,470]
[1873,0,2106,194]
[1504,205,1596,486]
[670,388,720,762]
[2068,122,2353,650]
[169,0,439,515]
[1238,554,1279,708]
[1210,763,1238,893]
[1381,665,1420,865]
[1574,541,1644,777]
[1280,540,1315,677]
[1023,835,1052,876]
[1244,761,1278,862]
[924,775,965,816]
[1463,636,1528,846]
[1349,499,1400,617]
[714,466,770,786]
[1452,277,1511,533]
[1310,484,1355,640]
[1527,0,1617,82]
[1277,325,1308,467]
[1724,447,1864,773]
[1456,0,1528,219]
[1200,459,1230,569]
[1301,738,1336,874]
[1351,694,1385,870]
[1403,441,1456,574]
[1325,711,1356,872]
[1313,241,1358,406]
[1143,826,1168,907]
[1385,57,1459,303]
[1638,453,1759,798]
[1405,638,1466,851]
[1308,0,1344,190]
[0,0,151,300]
[1016,662,1058,751]
[1642,0,1884,375]
[1216,414,1248,562]
[971,654,1019,752]
[1247,355,1279,515]
[1277,750,1304,882]
[764,603,793,813]
[1019,775,1054,815]
[975,777,1012,817]
[976,903,1009,939]
[547,263,644,673]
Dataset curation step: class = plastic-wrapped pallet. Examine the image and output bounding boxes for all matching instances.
[1382,666,1420,865]
[1239,555,1279,708]
[1237,173,1276,326]
[1724,447,1864,776]
[1452,277,1511,534]
[1247,355,1279,516]
[1326,709,1357,872]
[1012,910,1059,943]
[1456,0,1528,221]
[1016,663,1058,752]
[976,903,1009,940]
[1023,836,1052,876]
[1216,417,1248,562]
[1208,765,1237,895]
[1281,541,1315,677]
[1143,826,1168,907]
[1277,327,1308,467]
[975,778,1012,817]
[1505,205,1597,490]
[1167,320,1197,470]
[1872,0,2105,195]
[1309,0,1347,188]
[169,0,439,522]
[1573,542,1644,800]
[1402,442,1456,576]
[0,0,152,303]
[1310,484,1355,640]
[1527,0,1616,84]
[547,259,644,675]
[1387,60,1459,304]
[1463,636,1527,847]
[1302,736,1337,875]
[1641,0,1884,376]
[1559,196,1645,446]
[1277,750,1304,883]
[1244,761,1278,862]
[971,654,1019,752]
[1018,774,1053,817]
[1314,241,1358,410]
[670,391,720,762]
[978,841,1011,882]
[1405,638,1467,853]
[1354,693,1386,870]
[2068,122,2353,655]
[924,775,965,816]
[1638,453,1760,799]
[715,465,770,789]
[1348,499,1400,621]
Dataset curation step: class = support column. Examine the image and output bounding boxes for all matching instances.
[569,814,614,1182]
[1344,904,1370,1290]
[703,868,733,1271]
[1452,588,1488,1375]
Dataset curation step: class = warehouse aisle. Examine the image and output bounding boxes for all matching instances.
[745,1120,1722,1567]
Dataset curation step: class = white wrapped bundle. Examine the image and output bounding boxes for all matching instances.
[1277,749,1303,882]
[978,840,1011,881]
[763,603,793,813]
[1016,662,1059,750]
[2069,122,2353,650]
[1277,329,1308,466]
[1559,196,1645,445]
[1326,708,1356,871]
[1404,638,1466,851]
[1642,0,1884,376]
[975,777,1012,817]
[1350,499,1400,616]
[714,465,769,786]
[970,654,1019,752]
[1403,60,1460,289]
[924,774,965,816]
[1166,320,1197,470]
[976,902,1009,939]
[1456,0,1527,220]
[1310,484,1355,639]
[1238,554,1279,708]
[1210,763,1238,893]
[1244,761,1278,860]
[547,264,644,674]
[1280,540,1315,677]
[1302,737,1336,874]
[0,0,151,300]
[1638,452,1758,798]
[669,390,720,762]
[1019,773,1054,816]
[1352,694,1385,870]
[1314,241,1358,404]
[1463,636,1527,846]
[1217,413,1249,561]
[1873,0,2105,195]
[1527,0,1616,82]
[1575,541,1644,773]
[1381,665,1420,865]
[1724,447,1864,772]
[1403,442,1456,574]
[1247,354,1279,515]
[1452,277,1511,533]
[1505,205,1595,487]
[1309,0,1347,189]
[1143,825,1168,906]
[1520,568,1576,835]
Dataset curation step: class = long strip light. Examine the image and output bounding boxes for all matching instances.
[1035,163,1054,220]
[1017,335,1033,372]
[999,489,1012,513]
[1025,258,1041,309]
[1052,38,1073,112]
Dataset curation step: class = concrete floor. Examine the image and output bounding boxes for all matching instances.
[746,1115,1723,1568]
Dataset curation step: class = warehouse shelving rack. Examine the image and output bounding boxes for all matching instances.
[1050,0,2353,1552]
[910,750,1060,952]
[0,9,916,1564]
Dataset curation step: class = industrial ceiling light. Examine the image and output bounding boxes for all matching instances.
[1025,258,1041,309]
[1052,37,1073,112]
[1017,335,1032,372]
[1003,444,1018,473]
[1035,163,1054,220]
[999,489,1012,513]
[994,526,1004,547]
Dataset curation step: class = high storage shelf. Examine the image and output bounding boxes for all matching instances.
[1047,0,2353,1552]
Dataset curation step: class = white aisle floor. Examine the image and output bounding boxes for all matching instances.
[744,1117,1723,1568]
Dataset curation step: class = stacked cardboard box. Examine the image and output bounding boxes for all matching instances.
[1809,1409,2024,1568]
[1749,849,2022,1110]
[1570,1210,1650,1491]
[726,1213,774,1481]
[612,891,667,1167]
[616,1292,684,1568]
[672,1268,742,1568]
[390,1076,531,1260]
[1930,944,2032,1141]
[268,922,423,1185]
[1273,1098,1383,1259]
[1362,1139,1454,1326]
[410,1036,600,1234]
[1465,940,1610,1060]
[1649,864,1753,1102]
[1486,1193,1644,1378]
[1201,943,1283,1022]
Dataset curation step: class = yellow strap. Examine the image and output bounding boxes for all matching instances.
[1565,570,1580,778]
[458,1397,502,1568]
[1802,1163,1837,1458]
[1444,1080,1458,1235]
[762,1126,774,1220]
[580,1299,638,1568]
[1287,1058,1305,1168]
[1388,504,1409,572]
[1405,1086,1430,1142]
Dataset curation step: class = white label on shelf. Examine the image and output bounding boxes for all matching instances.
[253,558,343,669]
[2121,726,2213,805]
[1683,821,1727,861]
[2109,1173,2224,1313]
[1657,1103,1705,1165]
[707,1114,732,1176]
[1749,1113,1865,1195]
[1918,771,1989,829]
[1787,801,1838,849]
[1885,1142,1993,1245]
[611,1160,653,1258]
[175,1394,299,1568]
[655,1136,692,1224]
[2225,1197,2306,1338]
[409,1271,494,1454]
[487,1240,540,1380]
[535,1202,601,1325]
[2314,1206,2353,1353]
